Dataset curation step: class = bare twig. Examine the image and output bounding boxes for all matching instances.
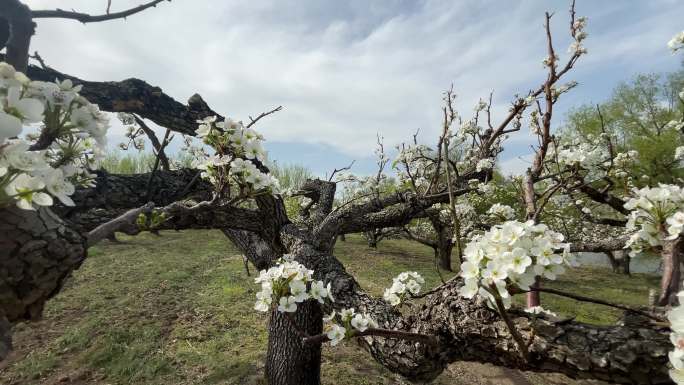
[522,286,664,322]
[247,105,283,128]
[31,0,171,23]
[328,160,355,182]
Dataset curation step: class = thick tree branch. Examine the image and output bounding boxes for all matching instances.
[13,59,222,136]
[577,183,629,215]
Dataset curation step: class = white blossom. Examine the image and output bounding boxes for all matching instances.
[457,220,573,308]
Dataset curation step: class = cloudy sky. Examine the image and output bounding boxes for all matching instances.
[22,0,684,176]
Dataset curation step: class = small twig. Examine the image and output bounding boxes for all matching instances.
[328,160,355,182]
[489,284,529,360]
[522,287,665,322]
[247,105,283,128]
[29,51,48,69]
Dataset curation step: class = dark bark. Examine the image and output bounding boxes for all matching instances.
[61,169,211,232]
[221,229,278,271]
[17,61,221,136]
[0,206,86,359]
[266,303,323,385]
[364,230,379,248]
[435,240,453,272]
[605,250,630,275]
[658,237,682,306]
[0,0,34,72]
[430,216,453,272]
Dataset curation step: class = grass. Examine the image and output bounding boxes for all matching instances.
[0,231,659,385]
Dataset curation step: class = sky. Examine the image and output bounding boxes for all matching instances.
[22,0,684,177]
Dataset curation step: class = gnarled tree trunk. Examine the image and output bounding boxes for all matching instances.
[0,206,86,359]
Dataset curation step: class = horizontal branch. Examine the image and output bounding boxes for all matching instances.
[31,0,170,23]
[15,58,221,136]
[59,169,212,231]
[569,236,629,253]
[578,184,629,216]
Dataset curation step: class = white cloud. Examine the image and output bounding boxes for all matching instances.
[21,0,684,165]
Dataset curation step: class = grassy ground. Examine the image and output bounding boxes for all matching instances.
[0,231,660,385]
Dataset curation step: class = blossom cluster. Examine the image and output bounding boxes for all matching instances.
[253,258,332,313]
[668,291,684,384]
[0,62,109,210]
[194,116,278,194]
[669,31,684,53]
[323,308,378,346]
[568,16,588,54]
[624,184,684,256]
[476,158,494,172]
[553,140,608,176]
[458,220,575,309]
[487,203,516,222]
[252,258,380,347]
[383,271,425,306]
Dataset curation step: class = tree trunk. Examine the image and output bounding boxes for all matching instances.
[0,1,35,73]
[0,206,86,360]
[658,237,683,306]
[365,230,378,248]
[605,250,630,275]
[338,233,346,242]
[266,301,323,385]
[434,235,453,272]
[623,253,631,275]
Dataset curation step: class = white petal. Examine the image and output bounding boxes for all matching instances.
[0,112,22,140]
[15,98,44,123]
[32,192,53,206]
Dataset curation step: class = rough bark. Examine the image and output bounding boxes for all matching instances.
[0,206,86,359]
[60,169,211,232]
[221,229,278,270]
[431,216,453,272]
[0,0,35,72]
[17,61,221,136]
[658,237,682,306]
[435,239,453,272]
[266,303,323,385]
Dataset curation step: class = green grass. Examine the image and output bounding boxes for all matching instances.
[0,231,659,385]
